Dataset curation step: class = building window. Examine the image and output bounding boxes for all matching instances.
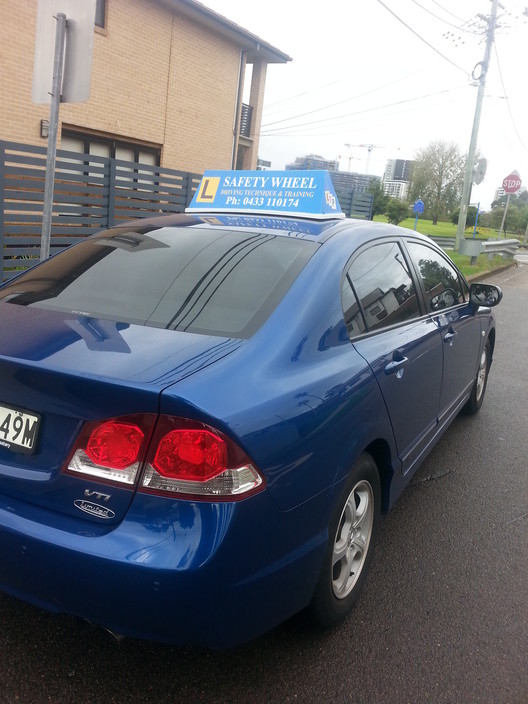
[61,130,161,166]
[95,0,106,28]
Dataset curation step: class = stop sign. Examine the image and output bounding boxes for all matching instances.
[502,170,522,193]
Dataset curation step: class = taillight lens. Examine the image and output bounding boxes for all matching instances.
[86,421,144,470]
[141,417,263,499]
[152,429,227,481]
[65,414,264,499]
[66,415,156,485]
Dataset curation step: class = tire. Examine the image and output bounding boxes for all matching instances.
[463,340,490,415]
[310,453,381,628]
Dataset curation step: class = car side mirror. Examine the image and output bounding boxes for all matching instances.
[469,283,503,308]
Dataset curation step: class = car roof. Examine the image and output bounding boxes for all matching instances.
[112,210,435,248]
[113,210,345,241]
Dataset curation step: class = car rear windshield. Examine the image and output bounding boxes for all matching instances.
[0,226,316,338]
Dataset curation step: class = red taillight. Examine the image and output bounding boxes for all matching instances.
[85,421,144,469]
[64,414,264,499]
[65,414,157,486]
[152,429,227,481]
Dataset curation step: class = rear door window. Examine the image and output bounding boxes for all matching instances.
[342,241,421,336]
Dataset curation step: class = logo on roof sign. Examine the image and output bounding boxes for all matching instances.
[325,190,337,209]
[187,170,345,220]
[196,176,221,203]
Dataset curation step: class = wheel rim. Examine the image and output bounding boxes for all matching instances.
[331,480,374,600]
[476,346,489,402]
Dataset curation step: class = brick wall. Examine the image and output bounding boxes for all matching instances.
[0,0,246,172]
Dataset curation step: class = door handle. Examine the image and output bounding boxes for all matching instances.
[384,357,408,377]
[444,329,457,344]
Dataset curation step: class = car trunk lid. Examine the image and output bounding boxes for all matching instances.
[0,303,242,523]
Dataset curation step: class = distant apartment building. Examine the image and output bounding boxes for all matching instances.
[286,154,380,193]
[493,185,526,203]
[330,171,380,194]
[383,159,414,182]
[383,180,409,200]
[383,159,414,201]
[286,154,339,171]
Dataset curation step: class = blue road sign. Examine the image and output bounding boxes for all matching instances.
[413,199,424,215]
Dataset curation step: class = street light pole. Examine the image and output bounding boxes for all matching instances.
[455,0,499,251]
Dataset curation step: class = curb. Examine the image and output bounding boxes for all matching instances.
[467,262,517,282]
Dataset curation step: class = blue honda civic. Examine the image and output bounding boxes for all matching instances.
[0,171,502,648]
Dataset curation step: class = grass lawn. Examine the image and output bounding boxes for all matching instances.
[449,251,506,279]
[373,215,513,278]
[373,214,498,240]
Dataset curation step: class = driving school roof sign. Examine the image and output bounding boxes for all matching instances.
[187,170,345,219]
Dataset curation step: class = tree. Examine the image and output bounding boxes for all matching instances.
[451,205,478,228]
[386,198,409,225]
[417,259,457,292]
[367,179,389,217]
[409,141,465,225]
[480,202,528,235]
[480,207,505,230]
[491,191,528,210]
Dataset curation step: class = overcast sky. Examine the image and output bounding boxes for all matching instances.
[200,0,528,210]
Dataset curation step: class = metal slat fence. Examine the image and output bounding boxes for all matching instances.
[336,189,374,220]
[1,140,373,282]
[0,140,201,281]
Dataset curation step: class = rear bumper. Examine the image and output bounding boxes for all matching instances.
[0,489,330,648]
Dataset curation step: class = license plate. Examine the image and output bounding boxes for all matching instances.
[0,403,40,454]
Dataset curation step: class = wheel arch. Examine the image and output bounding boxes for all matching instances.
[364,438,394,514]
[487,325,496,361]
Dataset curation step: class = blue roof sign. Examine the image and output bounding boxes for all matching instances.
[186,170,345,219]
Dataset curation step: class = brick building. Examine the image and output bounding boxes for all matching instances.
[0,0,290,172]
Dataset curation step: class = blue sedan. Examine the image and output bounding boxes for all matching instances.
[0,172,502,648]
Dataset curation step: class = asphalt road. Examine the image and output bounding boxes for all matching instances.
[0,264,526,704]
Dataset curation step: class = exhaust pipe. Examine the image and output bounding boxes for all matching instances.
[77,617,126,643]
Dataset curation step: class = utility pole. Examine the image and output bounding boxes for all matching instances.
[455,0,499,251]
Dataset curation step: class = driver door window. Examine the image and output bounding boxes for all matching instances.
[406,242,468,312]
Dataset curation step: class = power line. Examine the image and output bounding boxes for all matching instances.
[410,0,466,29]
[493,41,528,152]
[264,4,475,127]
[262,71,430,129]
[426,0,465,23]
[264,77,351,113]
[260,87,463,136]
[260,92,464,139]
[258,93,461,140]
[376,0,469,76]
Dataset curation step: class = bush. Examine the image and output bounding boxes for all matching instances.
[451,206,478,227]
[386,199,410,226]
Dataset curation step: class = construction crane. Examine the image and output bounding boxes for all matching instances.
[344,143,384,174]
